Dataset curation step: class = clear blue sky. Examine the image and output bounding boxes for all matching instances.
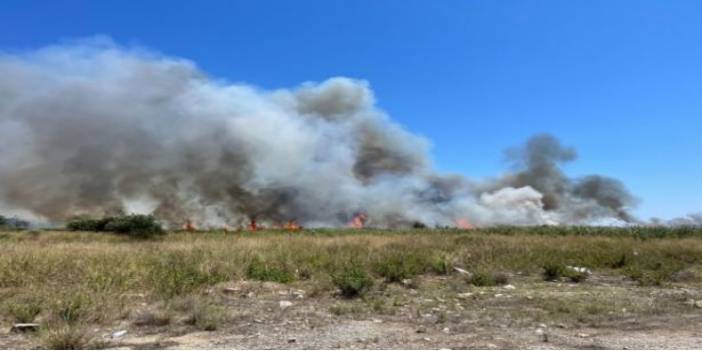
[2,0,700,220]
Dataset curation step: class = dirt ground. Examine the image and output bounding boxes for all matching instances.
[2,273,701,349]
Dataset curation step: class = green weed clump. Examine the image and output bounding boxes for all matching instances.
[42,326,92,350]
[331,260,374,298]
[374,249,427,282]
[184,302,226,331]
[3,297,43,323]
[246,256,295,283]
[468,271,509,287]
[149,251,229,297]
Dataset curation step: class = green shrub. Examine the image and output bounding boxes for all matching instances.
[331,261,374,298]
[66,217,114,232]
[543,262,567,281]
[429,255,451,275]
[103,215,163,237]
[246,256,295,283]
[66,215,163,237]
[374,250,426,282]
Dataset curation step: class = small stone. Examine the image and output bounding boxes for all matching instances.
[423,337,431,342]
[287,338,296,343]
[416,327,427,333]
[494,293,503,298]
[457,292,473,299]
[372,319,383,323]
[504,284,516,290]
[535,328,545,335]
[279,300,293,309]
[486,343,498,349]
[695,300,702,308]
[222,287,239,294]
[10,323,40,333]
[556,323,567,328]
[577,333,590,338]
[442,327,450,334]
[538,323,548,328]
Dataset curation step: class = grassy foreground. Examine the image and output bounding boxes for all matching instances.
[1,227,702,349]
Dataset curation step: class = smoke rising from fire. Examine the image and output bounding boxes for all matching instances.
[0,39,644,228]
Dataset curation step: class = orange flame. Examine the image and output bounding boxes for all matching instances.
[348,213,367,229]
[455,218,474,230]
[284,220,301,231]
[183,219,196,232]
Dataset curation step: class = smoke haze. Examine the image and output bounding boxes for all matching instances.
[0,39,649,228]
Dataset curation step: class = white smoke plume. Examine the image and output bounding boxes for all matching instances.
[0,38,644,228]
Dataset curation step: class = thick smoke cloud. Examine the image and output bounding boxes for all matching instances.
[0,39,646,228]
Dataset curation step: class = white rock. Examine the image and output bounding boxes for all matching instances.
[453,267,471,275]
[279,300,293,309]
[10,323,40,333]
[504,284,516,290]
[111,330,128,339]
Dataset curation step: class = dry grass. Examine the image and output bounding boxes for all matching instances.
[1,227,701,348]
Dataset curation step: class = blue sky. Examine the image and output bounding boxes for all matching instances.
[2,0,700,220]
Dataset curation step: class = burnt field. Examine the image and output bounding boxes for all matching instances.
[1,227,702,349]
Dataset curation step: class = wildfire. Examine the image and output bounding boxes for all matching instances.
[455,218,474,230]
[349,213,367,229]
[284,220,301,231]
[183,219,196,231]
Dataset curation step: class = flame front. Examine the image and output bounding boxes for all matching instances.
[349,213,367,229]
[183,219,196,231]
[455,218,474,229]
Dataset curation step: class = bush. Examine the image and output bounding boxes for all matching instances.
[0,215,30,230]
[103,214,163,237]
[331,261,374,298]
[66,214,163,237]
[374,250,426,282]
[543,262,567,281]
[66,217,114,232]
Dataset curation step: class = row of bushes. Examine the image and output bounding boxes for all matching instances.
[66,214,163,237]
[0,215,30,230]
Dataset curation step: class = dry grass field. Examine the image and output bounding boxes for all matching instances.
[1,227,702,349]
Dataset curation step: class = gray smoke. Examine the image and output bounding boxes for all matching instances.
[0,39,646,228]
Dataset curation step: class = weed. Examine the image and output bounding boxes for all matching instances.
[468,271,508,286]
[42,325,90,350]
[331,261,374,298]
[184,302,225,331]
[4,297,42,323]
[246,256,295,283]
